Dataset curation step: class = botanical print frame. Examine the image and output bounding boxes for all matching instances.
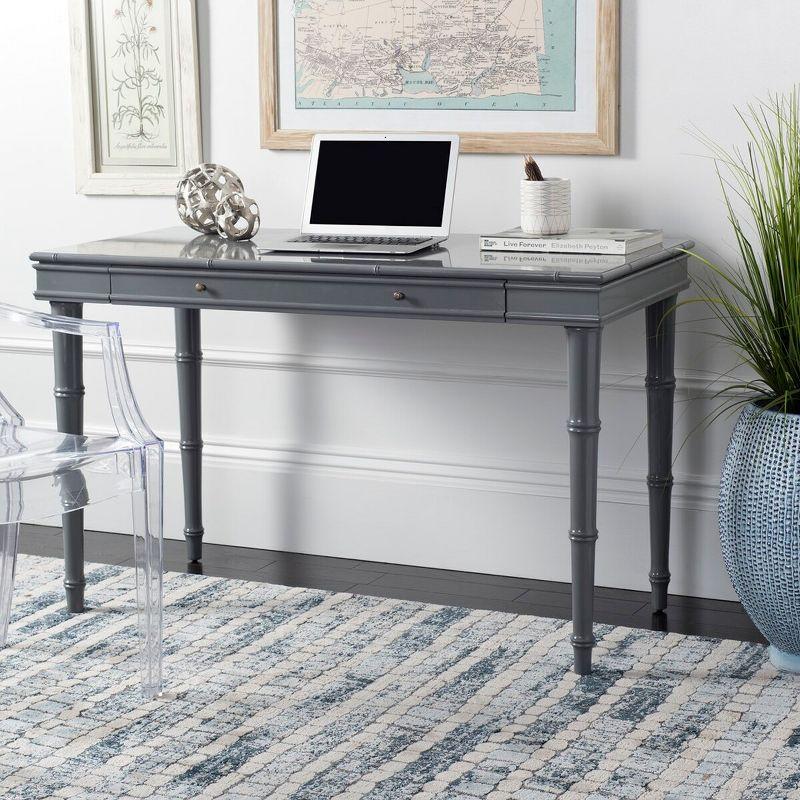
[69,0,202,195]
[259,0,618,155]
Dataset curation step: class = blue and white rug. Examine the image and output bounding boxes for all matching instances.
[0,555,798,799]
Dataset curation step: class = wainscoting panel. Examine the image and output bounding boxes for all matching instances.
[0,331,736,600]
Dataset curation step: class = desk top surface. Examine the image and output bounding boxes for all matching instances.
[32,227,693,285]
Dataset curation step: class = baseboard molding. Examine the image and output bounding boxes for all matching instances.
[0,333,722,511]
[162,436,717,510]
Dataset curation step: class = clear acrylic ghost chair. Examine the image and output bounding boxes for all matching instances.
[0,303,163,698]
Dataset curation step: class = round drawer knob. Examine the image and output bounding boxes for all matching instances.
[392,291,405,301]
[194,282,207,293]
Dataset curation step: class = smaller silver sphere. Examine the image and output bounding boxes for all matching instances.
[215,193,260,241]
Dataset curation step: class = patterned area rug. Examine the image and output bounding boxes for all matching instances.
[1,555,799,799]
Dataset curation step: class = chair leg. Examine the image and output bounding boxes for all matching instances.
[0,523,20,647]
[132,445,164,699]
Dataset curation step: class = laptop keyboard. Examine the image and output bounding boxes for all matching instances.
[293,235,431,245]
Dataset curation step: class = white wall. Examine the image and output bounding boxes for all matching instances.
[2,1,798,600]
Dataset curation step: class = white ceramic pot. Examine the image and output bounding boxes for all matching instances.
[520,178,571,235]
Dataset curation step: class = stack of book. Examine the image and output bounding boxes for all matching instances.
[479,227,663,256]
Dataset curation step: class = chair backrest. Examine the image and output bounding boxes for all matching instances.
[0,304,159,446]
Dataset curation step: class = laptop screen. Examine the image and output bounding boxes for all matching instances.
[309,140,452,228]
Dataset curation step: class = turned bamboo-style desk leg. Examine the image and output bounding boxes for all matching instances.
[646,295,677,613]
[51,301,86,613]
[565,326,602,675]
[175,308,204,562]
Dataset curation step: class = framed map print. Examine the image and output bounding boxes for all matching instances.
[68,0,202,194]
[259,0,618,154]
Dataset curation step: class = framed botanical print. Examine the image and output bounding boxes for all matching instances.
[69,0,202,195]
[259,0,618,155]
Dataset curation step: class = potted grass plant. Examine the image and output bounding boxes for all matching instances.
[690,89,800,670]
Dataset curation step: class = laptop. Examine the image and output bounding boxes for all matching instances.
[259,133,459,255]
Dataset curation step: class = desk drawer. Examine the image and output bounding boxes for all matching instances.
[110,269,506,321]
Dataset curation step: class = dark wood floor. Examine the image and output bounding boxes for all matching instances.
[19,524,765,644]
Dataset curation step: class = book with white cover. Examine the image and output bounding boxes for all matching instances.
[479,227,663,255]
[479,251,629,269]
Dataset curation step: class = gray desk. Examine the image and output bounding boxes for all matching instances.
[31,227,692,674]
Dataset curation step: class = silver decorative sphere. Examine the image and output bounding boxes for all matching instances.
[176,163,244,234]
[215,193,260,241]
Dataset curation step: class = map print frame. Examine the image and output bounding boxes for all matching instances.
[259,0,618,154]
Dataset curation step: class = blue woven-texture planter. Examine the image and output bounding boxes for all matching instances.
[719,402,800,655]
